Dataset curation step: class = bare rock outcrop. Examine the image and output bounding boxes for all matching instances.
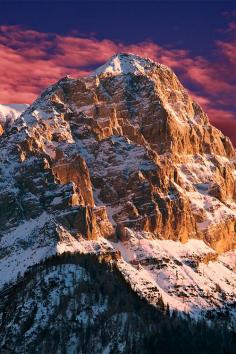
[0,53,235,253]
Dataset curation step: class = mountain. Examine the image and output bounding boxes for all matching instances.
[0,53,235,353]
[0,103,28,133]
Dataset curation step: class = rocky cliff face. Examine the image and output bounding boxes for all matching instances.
[0,54,235,329]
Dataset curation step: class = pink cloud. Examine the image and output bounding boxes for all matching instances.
[0,26,187,103]
[0,25,235,145]
[208,109,236,146]
[189,91,236,146]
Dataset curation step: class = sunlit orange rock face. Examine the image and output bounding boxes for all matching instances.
[0,54,235,252]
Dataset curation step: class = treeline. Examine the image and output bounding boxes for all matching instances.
[0,252,235,354]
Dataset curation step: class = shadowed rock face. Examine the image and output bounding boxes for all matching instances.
[0,53,235,253]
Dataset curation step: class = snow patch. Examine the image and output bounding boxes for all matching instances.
[91,53,155,77]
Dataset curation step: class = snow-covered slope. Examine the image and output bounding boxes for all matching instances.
[113,233,236,320]
[0,217,235,319]
[2,253,233,354]
[91,53,159,77]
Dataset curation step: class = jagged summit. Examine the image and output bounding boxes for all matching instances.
[91,53,159,77]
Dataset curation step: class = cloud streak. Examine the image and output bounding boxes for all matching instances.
[0,25,235,145]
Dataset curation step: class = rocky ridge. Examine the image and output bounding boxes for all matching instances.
[0,53,235,320]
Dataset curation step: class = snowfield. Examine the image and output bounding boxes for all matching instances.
[0,217,235,320]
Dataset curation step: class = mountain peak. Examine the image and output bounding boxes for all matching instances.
[0,51,236,342]
[91,53,156,77]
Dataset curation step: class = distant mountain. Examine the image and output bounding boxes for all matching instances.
[0,54,235,354]
[0,103,28,132]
